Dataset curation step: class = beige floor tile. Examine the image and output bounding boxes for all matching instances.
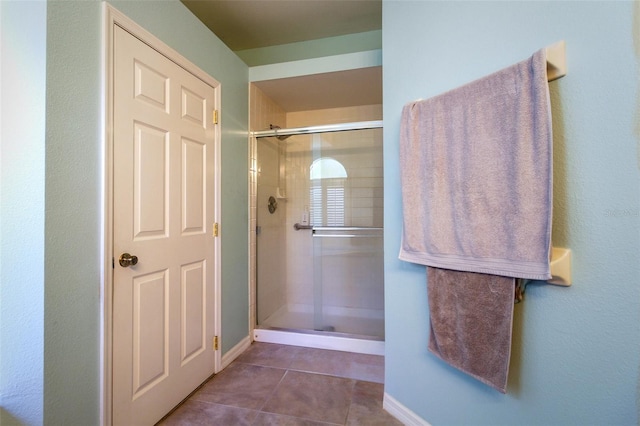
[158,400,258,425]
[290,347,384,383]
[261,370,355,424]
[193,363,286,410]
[346,381,403,426]
[253,411,338,425]
[236,342,301,369]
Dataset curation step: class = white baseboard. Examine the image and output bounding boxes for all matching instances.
[383,392,431,426]
[220,335,251,371]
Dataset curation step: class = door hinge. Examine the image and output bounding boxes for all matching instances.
[213,222,219,237]
[213,109,219,125]
[213,336,219,351]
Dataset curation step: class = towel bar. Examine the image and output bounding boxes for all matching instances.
[312,227,383,231]
[412,41,566,104]
[311,226,383,238]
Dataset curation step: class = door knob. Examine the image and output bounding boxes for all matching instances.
[119,253,138,267]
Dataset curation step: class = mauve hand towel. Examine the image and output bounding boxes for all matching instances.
[399,49,552,280]
[427,267,515,393]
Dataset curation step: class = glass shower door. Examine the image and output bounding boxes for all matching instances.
[312,226,384,338]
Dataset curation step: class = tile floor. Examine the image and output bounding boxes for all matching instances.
[159,342,403,425]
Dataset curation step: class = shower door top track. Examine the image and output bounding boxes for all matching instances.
[252,120,383,139]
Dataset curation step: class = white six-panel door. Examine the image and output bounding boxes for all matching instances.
[112,25,218,425]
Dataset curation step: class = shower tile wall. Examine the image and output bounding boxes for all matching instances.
[250,85,286,330]
[286,104,382,127]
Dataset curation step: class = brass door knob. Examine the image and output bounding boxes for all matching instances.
[119,253,138,267]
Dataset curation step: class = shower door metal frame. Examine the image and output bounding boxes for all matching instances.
[252,120,383,139]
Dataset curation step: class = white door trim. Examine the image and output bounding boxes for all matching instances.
[101,4,222,425]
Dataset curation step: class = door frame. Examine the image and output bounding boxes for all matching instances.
[101,4,222,425]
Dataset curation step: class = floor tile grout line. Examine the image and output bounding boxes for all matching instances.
[253,367,290,415]
[339,379,359,426]
[235,356,384,384]
[249,364,384,386]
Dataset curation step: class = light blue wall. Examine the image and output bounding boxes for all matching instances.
[44,1,248,424]
[0,1,46,425]
[45,3,102,423]
[383,1,640,425]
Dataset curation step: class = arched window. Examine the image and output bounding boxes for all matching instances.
[310,157,347,180]
[309,158,346,226]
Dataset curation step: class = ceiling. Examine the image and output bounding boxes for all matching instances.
[182,0,382,112]
[181,0,381,51]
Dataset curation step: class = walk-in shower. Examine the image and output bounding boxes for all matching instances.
[252,121,384,354]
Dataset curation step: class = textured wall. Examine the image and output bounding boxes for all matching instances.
[45,1,102,424]
[0,2,46,425]
[383,2,640,425]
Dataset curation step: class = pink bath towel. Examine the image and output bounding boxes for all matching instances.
[399,49,552,280]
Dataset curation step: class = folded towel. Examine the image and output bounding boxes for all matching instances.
[399,49,552,280]
[427,267,515,393]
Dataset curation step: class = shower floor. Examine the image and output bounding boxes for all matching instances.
[259,305,385,340]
